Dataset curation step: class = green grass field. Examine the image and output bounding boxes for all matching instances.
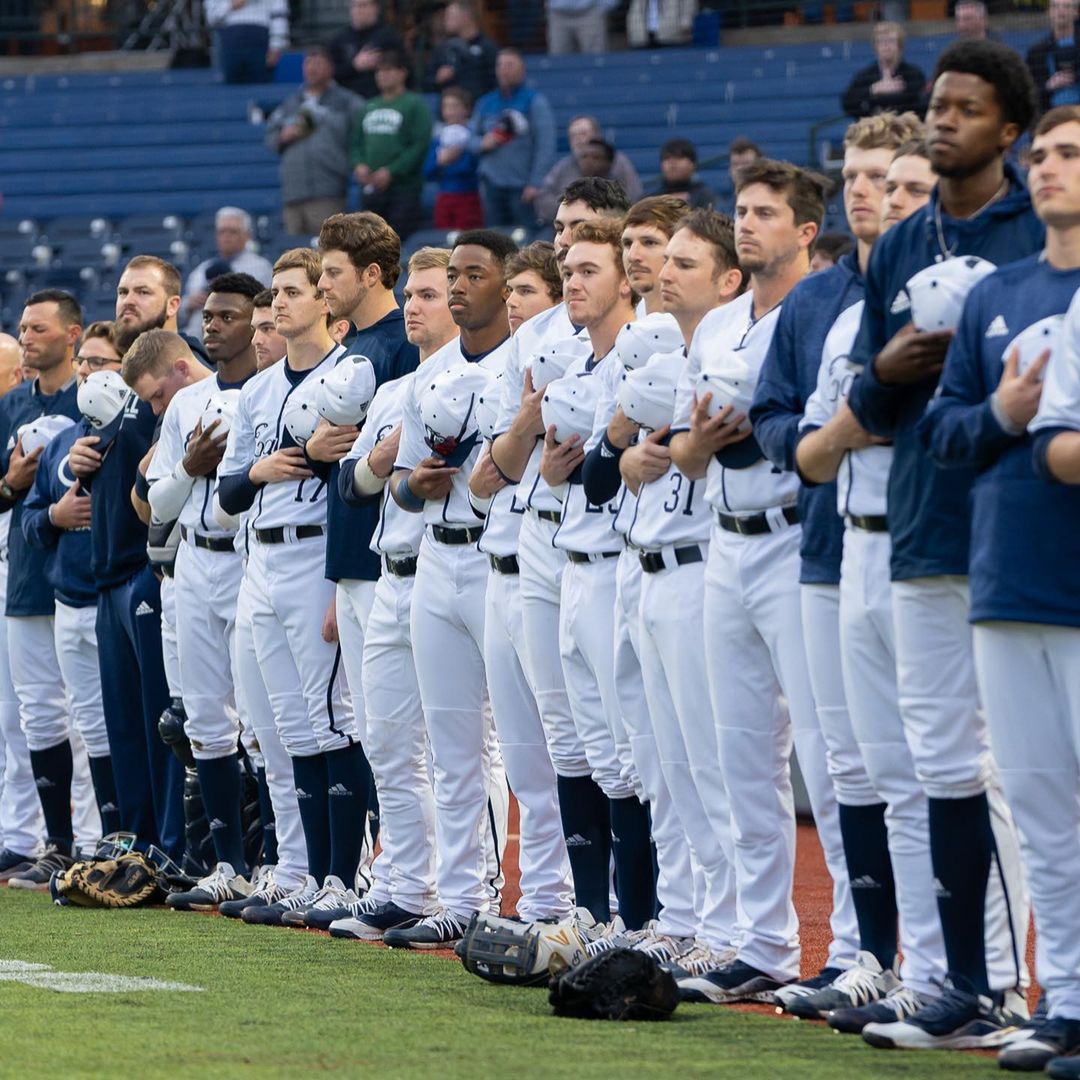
[0,888,1000,1079]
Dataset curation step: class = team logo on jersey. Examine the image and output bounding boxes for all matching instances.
[985,315,1010,339]
[889,289,911,315]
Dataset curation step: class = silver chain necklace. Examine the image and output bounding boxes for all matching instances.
[934,177,1009,262]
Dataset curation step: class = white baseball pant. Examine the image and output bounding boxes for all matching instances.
[837,530,945,996]
[974,622,1080,1019]
[892,576,1029,992]
[517,511,591,778]
[615,549,697,939]
[246,534,357,757]
[361,569,435,914]
[235,570,307,889]
[159,574,182,699]
[174,543,243,760]
[53,601,110,759]
[484,564,572,922]
[410,535,496,919]
[639,556,738,951]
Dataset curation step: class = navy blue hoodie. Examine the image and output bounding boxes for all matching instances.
[847,164,1044,581]
[919,255,1080,627]
[751,252,865,585]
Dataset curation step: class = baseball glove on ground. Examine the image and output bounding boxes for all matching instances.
[458,912,593,986]
[52,851,166,909]
[548,948,679,1021]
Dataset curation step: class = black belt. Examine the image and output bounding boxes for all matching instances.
[566,550,619,564]
[534,510,561,524]
[489,553,519,574]
[717,505,800,536]
[254,525,324,544]
[431,524,482,545]
[180,525,236,553]
[383,554,417,578]
[638,545,704,574]
[847,513,889,533]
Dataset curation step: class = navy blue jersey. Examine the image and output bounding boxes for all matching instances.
[0,378,81,616]
[751,252,865,585]
[919,256,1080,626]
[87,397,157,589]
[22,423,96,608]
[847,164,1044,581]
[320,308,419,582]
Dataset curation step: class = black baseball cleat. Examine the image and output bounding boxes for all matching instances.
[241,875,320,926]
[307,893,380,932]
[998,1016,1080,1071]
[786,952,900,1020]
[7,844,76,892]
[167,862,253,911]
[0,847,36,883]
[383,909,468,949]
[828,984,931,1034]
[330,900,423,941]
[773,965,846,1012]
[1047,1055,1080,1079]
[677,959,793,1005]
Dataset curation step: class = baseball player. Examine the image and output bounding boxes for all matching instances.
[539,217,658,931]
[844,40,1039,1049]
[469,241,573,924]
[750,114,926,1015]
[384,229,516,949]
[0,289,101,889]
[21,320,124,852]
[218,248,356,925]
[791,137,948,1026]
[113,253,209,364]
[669,161,828,1003]
[137,276,262,908]
[610,208,745,973]
[623,195,685,318]
[920,105,1080,1067]
[487,178,631,921]
[251,289,287,370]
[329,246,459,940]
[0,333,40,881]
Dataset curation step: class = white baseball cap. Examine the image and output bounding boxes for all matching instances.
[617,349,685,432]
[417,364,493,464]
[907,255,996,333]
[199,388,242,439]
[17,414,75,457]
[78,370,133,446]
[614,312,683,371]
[695,353,755,429]
[541,374,602,445]
[1004,313,1062,380]
[475,371,502,441]
[529,335,590,390]
[318,356,377,427]
[282,382,322,448]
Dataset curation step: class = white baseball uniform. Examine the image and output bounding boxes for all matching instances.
[396,335,511,920]
[159,576,181,699]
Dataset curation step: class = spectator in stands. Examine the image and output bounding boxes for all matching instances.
[1027,0,1080,113]
[470,49,556,228]
[205,0,288,84]
[424,87,485,230]
[954,0,994,40]
[266,45,363,236]
[180,208,273,339]
[728,135,762,189]
[809,231,854,273]
[328,0,406,100]
[841,22,925,119]
[534,114,643,223]
[646,137,715,208]
[349,49,433,240]
[626,0,696,47]
[547,0,617,54]
[423,0,498,102]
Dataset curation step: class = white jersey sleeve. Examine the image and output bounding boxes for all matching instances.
[1033,288,1080,432]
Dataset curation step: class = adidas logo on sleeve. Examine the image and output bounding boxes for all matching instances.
[889,289,911,315]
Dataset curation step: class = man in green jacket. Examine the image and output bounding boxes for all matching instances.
[349,49,433,240]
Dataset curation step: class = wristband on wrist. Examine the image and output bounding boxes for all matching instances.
[396,474,425,511]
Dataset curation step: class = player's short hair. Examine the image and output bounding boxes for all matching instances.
[735,159,828,230]
[844,111,924,151]
[318,212,401,290]
[252,289,273,309]
[677,208,740,278]
[81,320,120,355]
[121,328,195,386]
[873,20,905,45]
[23,288,82,327]
[124,255,182,298]
[559,177,631,215]
[728,136,761,159]
[1034,103,1080,137]
[931,40,1038,133]
[452,229,518,265]
[893,137,930,161]
[623,195,691,239]
[569,219,627,276]
[408,247,451,273]
[814,232,855,262]
[273,247,323,291]
[206,272,264,301]
[505,241,562,301]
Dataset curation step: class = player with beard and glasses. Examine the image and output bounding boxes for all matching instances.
[843,39,1041,1051]
[481,178,630,921]
[0,291,101,890]
[750,113,925,1017]
[115,256,209,364]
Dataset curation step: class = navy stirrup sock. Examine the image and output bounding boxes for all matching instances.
[87,754,121,837]
[194,753,248,874]
[325,743,370,887]
[556,774,612,923]
[609,795,656,931]
[291,753,331,884]
[837,801,898,971]
[28,740,74,848]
